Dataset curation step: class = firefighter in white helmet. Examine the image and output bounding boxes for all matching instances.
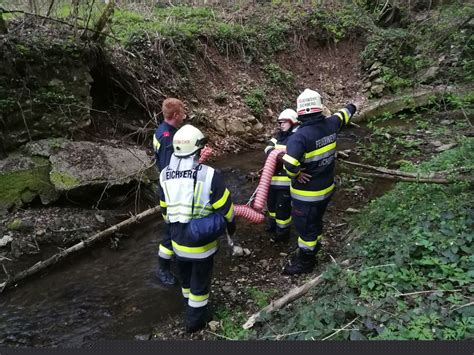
[159,124,236,333]
[282,89,357,275]
[264,108,299,242]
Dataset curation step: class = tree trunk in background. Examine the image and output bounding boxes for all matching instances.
[92,0,115,42]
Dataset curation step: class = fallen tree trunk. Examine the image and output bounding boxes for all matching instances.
[340,160,473,184]
[243,272,325,329]
[0,206,161,293]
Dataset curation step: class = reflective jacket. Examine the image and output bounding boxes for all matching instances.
[153,121,177,172]
[264,129,296,189]
[282,104,356,203]
[159,154,235,260]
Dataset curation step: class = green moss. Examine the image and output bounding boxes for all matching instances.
[50,170,80,190]
[7,218,23,231]
[0,158,54,209]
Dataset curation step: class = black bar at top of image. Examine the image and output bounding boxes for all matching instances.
[1,340,473,355]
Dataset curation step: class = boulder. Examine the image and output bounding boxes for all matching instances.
[49,141,157,192]
[0,154,58,212]
[225,117,248,135]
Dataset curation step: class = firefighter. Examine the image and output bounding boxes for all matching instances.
[159,124,236,333]
[153,98,187,286]
[282,89,357,275]
[264,109,299,242]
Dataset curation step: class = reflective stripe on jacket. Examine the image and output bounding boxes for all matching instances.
[282,104,356,202]
[159,154,234,260]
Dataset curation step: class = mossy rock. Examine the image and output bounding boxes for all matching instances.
[0,155,58,212]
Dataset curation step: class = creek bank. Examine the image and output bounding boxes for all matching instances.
[0,138,157,214]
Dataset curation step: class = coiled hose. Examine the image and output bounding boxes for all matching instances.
[200,146,284,224]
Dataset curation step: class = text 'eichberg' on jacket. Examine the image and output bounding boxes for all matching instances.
[153,121,177,172]
[282,104,356,203]
[159,154,235,259]
[264,129,297,189]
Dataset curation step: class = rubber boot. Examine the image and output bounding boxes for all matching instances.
[270,227,290,243]
[156,257,177,286]
[264,217,276,233]
[282,249,316,275]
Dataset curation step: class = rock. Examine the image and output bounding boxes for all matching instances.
[225,118,248,135]
[353,185,365,192]
[373,78,385,85]
[35,229,46,236]
[368,69,381,79]
[95,214,105,223]
[243,248,251,256]
[435,143,457,152]
[258,259,269,268]
[239,265,250,273]
[222,285,233,293]
[246,115,257,123]
[370,84,385,97]
[363,82,372,89]
[431,140,443,147]
[369,62,383,71]
[7,218,34,232]
[279,252,288,257]
[208,320,220,332]
[420,66,440,83]
[346,208,360,213]
[49,141,157,192]
[24,138,68,157]
[0,234,13,247]
[0,154,58,211]
[232,245,244,257]
[253,122,264,131]
[214,117,227,134]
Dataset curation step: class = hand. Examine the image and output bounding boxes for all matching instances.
[226,220,236,237]
[297,172,312,183]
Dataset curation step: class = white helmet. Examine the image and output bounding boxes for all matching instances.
[173,124,207,157]
[277,109,298,125]
[296,88,323,116]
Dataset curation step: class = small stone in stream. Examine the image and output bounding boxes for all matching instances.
[243,248,251,256]
[134,334,150,341]
[279,252,288,257]
[258,259,269,268]
[225,281,232,286]
[95,214,105,223]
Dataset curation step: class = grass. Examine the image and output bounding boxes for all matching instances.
[247,137,474,340]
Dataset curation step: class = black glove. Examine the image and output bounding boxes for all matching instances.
[226,220,236,237]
